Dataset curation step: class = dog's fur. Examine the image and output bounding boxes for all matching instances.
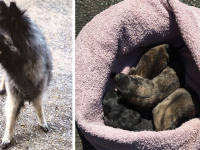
[128,44,169,79]
[153,88,199,131]
[102,91,153,131]
[0,2,52,148]
[115,66,180,110]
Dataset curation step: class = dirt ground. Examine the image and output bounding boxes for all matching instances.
[0,0,72,149]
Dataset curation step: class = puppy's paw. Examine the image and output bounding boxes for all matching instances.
[40,124,49,132]
[0,89,6,95]
[0,140,10,149]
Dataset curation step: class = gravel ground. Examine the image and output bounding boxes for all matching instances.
[0,0,72,149]
[75,0,200,150]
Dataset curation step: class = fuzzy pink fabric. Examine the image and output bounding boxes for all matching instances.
[76,0,200,149]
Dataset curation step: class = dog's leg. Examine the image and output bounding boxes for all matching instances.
[32,93,49,132]
[0,93,23,148]
[0,73,6,94]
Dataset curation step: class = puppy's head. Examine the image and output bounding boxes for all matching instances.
[115,73,154,105]
[115,73,140,97]
[102,91,123,117]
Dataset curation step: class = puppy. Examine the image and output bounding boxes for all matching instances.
[152,88,199,131]
[0,2,52,148]
[102,91,153,131]
[128,44,169,79]
[115,67,180,110]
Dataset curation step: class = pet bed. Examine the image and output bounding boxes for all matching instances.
[76,0,200,149]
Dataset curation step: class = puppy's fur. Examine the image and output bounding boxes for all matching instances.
[128,44,169,79]
[0,2,52,148]
[102,91,153,131]
[153,88,199,131]
[115,66,180,110]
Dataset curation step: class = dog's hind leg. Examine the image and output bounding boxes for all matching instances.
[0,93,23,148]
[32,93,49,132]
[0,73,6,95]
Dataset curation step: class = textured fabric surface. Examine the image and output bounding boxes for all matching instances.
[76,0,200,149]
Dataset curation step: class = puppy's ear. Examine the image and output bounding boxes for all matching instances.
[0,1,8,15]
[9,2,26,19]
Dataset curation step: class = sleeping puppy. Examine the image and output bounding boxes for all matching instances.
[102,91,153,131]
[128,44,169,79]
[0,2,52,148]
[152,88,199,131]
[115,66,180,110]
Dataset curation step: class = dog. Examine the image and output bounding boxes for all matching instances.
[115,66,180,110]
[102,91,153,131]
[0,2,52,148]
[128,44,169,79]
[152,88,199,131]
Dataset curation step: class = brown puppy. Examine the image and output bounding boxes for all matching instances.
[153,88,199,131]
[115,66,180,110]
[129,44,169,79]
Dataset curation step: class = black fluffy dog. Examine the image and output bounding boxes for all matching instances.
[0,2,52,148]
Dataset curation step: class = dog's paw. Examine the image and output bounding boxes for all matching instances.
[40,124,49,132]
[0,89,6,95]
[0,141,10,149]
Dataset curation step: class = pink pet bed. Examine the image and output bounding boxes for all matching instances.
[76,0,200,149]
